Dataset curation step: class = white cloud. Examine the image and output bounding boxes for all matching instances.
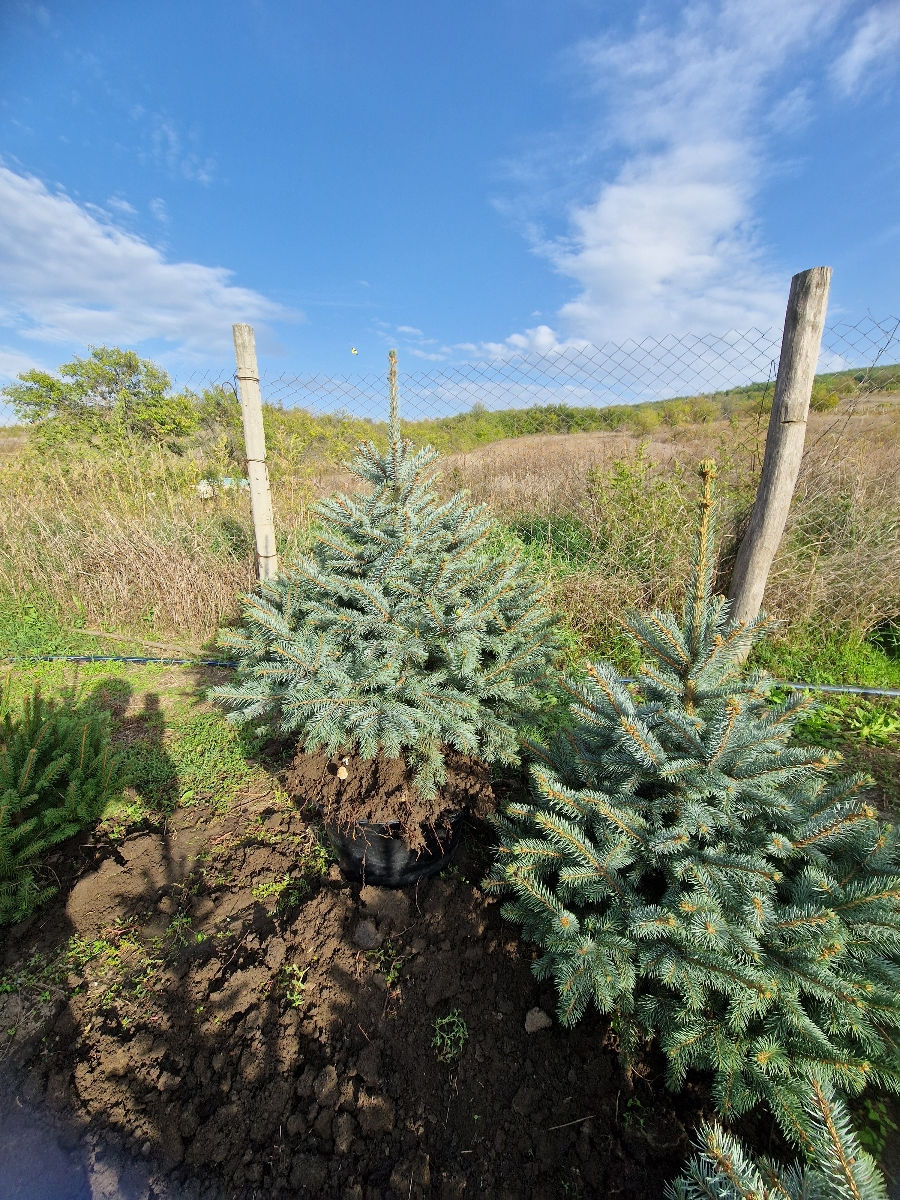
[149,197,169,224]
[831,2,900,95]
[493,0,861,347]
[0,165,299,357]
[458,324,579,361]
[106,195,137,217]
[18,1,51,27]
[396,324,424,336]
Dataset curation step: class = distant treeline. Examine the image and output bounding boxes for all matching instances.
[275,360,900,458]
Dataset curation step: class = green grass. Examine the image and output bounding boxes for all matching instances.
[166,711,261,810]
[0,593,95,658]
[749,623,900,691]
[747,627,900,812]
[0,590,221,664]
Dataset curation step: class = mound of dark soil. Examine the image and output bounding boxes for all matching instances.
[284,745,496,851]
[0,770,737,1199]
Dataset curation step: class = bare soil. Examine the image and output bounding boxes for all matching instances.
[2,749,897,1200]
[1,758,714,1200]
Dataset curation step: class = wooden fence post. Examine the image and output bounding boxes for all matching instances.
[232,323,279,582]
[727,266,832,633]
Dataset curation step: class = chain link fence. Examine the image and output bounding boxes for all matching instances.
[0,311,896,653]
[176,312,900,430]
[168,311,900,650]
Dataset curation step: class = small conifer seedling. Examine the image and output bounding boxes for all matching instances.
[1,678,125,925]
[486,461,900,1141]
[211,352,562,842]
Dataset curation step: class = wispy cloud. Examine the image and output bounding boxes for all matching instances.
[0,344,48,418]
[830,2,900,96]
[147,116,216,185]
[373,320,450,361]
[0,165,299,360]
[492,0,878,347]
[0,345,46,382]
[105,195,137,218]
[16,1,51,28]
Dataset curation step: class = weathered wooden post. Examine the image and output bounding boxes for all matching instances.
[727,266,832,636]
[232,323,279,581]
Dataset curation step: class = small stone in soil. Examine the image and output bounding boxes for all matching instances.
[525,1007,552,1034]
[352,919,381,950]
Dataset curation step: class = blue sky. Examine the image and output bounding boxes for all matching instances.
[0,0,898,420]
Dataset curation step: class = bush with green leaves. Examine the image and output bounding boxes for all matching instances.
[210,354,563,821]
[486,461,900,1140]
[1,680,125,925]
[1,345,220,449]
[670,1076,887,1200]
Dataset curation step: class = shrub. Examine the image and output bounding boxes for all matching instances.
[0,678,125,925]
[486,461,900,1139]
[2,346,200,448]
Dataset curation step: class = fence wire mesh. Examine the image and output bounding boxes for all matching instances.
[168,311,900,648]
[0,311,896,652]
[176,312,900,430]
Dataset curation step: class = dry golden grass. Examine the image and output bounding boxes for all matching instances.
[425,403,900,650]
[0,397,897,654]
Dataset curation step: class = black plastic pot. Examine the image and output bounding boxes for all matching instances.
[325,810,464,888]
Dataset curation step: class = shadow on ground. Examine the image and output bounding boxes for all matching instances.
[0,759,711,1200]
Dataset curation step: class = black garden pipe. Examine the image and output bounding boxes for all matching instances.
[1,655,899,699]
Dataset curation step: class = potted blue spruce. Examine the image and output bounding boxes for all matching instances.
[210,352,563,885]
[487,460,900,1172]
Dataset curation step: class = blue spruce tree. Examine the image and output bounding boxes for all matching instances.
[670,1078,887,1200]
[486,460,900,1144]
[211,352,562,836]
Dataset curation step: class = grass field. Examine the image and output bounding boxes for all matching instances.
[2,385,898,821]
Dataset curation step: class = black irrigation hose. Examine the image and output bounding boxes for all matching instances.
[2,654,900,699]
[1,654,238,668]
